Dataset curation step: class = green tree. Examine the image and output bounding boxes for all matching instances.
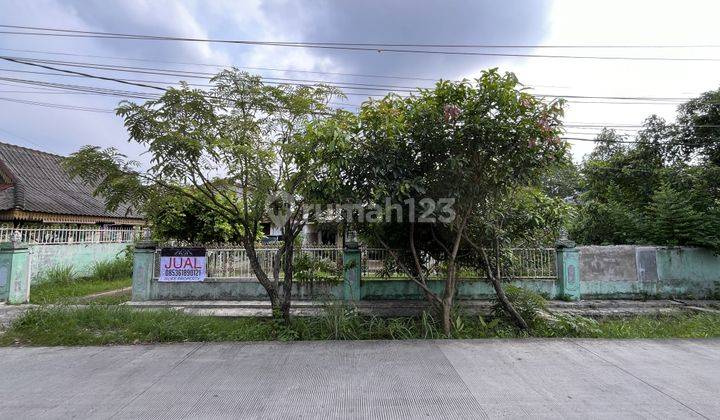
[332,70,567,332]
[65,70,343,322]
[571,89,720,250]
[645,182,718,248]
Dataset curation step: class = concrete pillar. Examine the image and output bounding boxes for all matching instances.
[343,244,361,301]
[556,239,581,301]
[131,241,157,301]
[0,242,31,304]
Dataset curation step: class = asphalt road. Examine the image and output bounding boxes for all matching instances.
[0,339,718,419]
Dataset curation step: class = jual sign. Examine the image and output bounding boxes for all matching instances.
[159,248,206,282]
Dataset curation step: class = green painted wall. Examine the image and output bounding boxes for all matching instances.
[656,247,720,298]
[580,246,720,299]
[29,243,129,283]
[132,245,720,302]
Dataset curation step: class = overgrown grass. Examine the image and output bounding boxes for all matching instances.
[90,258,133,281]
[29,278,132,304]
[3,304,720,346]
[29,257,133,304]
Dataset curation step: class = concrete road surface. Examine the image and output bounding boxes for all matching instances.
[0,339,718,419]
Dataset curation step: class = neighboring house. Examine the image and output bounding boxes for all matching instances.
[0,141,144,227]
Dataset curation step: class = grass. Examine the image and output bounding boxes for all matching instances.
[2,305,720,346]
[29,278,131,304]
[29,257,133,304]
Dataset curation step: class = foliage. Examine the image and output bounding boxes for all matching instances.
[570,124,720,250]
[293,253,341,283]
[144,188,241,244]
[324,69,569,332]
[5,305,720,346]
[570,111,720,251]
[534,312,602,337]
[91,258,133,282]
[29,278,131,304]
[31,256,132,304]
[64,70,346,321]
[491,284,547,328]
[35,265,76,285]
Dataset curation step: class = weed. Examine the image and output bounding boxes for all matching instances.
[35,265,76,285]
[4,305,720,346]
[91,258,133,282]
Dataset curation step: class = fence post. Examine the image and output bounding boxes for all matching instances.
[0,242,31,304]
[131,241,157,301]
[343,243,361,302]
[555,239,581,301]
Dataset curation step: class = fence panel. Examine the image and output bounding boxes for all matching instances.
[154,245,344,279]
[0,227,144,244]
[360,247,556,280]
[150,245,556,281]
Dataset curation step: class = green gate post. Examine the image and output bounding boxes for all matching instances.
[132,241,157,301]
[556,239,581,301]
[0,242,31,304]
[343,243,362,302]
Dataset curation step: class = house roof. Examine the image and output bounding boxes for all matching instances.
[0,141,142,221]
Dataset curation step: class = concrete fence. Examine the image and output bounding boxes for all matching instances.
[129,240,720,303]
[29,242,130,283]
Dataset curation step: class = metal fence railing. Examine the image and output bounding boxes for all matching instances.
[0,227,145,244]
[154,245,344,279]
[360,247,557,280]
[151,245,557,281]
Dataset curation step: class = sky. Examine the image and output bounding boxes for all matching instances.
[1,0,720,162]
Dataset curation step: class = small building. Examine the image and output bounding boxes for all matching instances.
[0,141,144,227]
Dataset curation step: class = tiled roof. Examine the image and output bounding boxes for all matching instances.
[0,141,141,220]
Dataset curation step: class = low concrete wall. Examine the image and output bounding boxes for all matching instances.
[132,244,720,302]
[580,245,720,299]
[29,242,129,283]
[138,277,557,302]
[145,278,343,301]
[361,279,556,300]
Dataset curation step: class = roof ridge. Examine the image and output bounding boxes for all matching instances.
[0,140,66,159]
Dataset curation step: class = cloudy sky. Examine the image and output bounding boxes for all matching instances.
[1,0,719,162]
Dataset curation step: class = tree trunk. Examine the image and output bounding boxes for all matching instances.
[280,238,295,324]
[245,242,282,318]
[487,271,529,330]
[441,259,457,335]
[471,239,530,331]
[441,297,453,335]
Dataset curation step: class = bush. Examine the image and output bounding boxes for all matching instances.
[535,312,602,337]
[294,254,341,284]
[492,284,547,329]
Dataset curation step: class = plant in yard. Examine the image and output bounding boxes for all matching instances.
[64,70,345,323]
[321,69,567,333]
[36,265,76,285]
[491,284,547,329]
[91,257,133,281]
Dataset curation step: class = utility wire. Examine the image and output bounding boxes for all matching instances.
[3,24,720,49]
[0,56,708,104]
[2,25,720,62]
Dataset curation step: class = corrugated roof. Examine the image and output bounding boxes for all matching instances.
[0,141,141,220]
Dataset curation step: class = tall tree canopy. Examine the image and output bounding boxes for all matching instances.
[65,70,344,321]
[570,90,720,251]
[318,70,569,332]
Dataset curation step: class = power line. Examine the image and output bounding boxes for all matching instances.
[0,47,441,83]
[0,57,710,104]
[3,24,720,49]
[2,25,720,62]
[0,56,166,92]
[0,96,115,113]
